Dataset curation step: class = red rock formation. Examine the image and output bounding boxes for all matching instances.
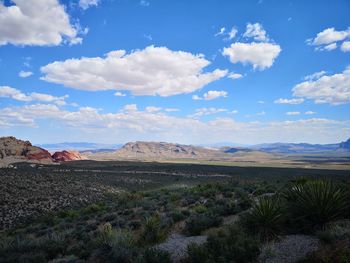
[52,150,84,162]
[0,136,53,162]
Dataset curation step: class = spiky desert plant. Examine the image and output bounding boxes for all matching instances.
[285,180,349,229]
[243,197,283,241]
[96,222,114,246]
[139,213,168,245]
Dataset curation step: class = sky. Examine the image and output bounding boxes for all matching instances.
[0,0,350,145]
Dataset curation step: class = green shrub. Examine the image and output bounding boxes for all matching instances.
[139,214,168,245]
[137,248,172,263]
[285,180,349,230]
[242,197,284,240]
[184,213,222,236]
[185,224,260,263]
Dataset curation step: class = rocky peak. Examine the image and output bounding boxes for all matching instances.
[0,136,52,161]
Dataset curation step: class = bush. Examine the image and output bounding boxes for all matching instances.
[185,224,260,263]
[285,180,349,230]
[242,197,284,240]
[137,248,172,263]
[184,213,222,236]
[139,214,168,245]
[300,240,350,263]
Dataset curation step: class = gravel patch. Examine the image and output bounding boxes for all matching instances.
[259,235,320,263]
[155,234,207,262]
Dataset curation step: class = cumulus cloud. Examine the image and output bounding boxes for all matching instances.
[222,42,281,70]
[41,46,227,96]
[307,27,350,52]
[293,68,350,105]
[192,90,227,101]
[286,111,300,116]
[228,27,238,40]
[1,103,348,144]
[79,0,100,10]
[0,0,83,46]
[341,41,350,52]
[243,23,269,42]
[0,86,68,105]
[274,98,304,105]
[18,71,33,78]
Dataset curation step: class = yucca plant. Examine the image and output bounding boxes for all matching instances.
[139,214,168,245]
[285,180,349,230]
[243,197,283,241]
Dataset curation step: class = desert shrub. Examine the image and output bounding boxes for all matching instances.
[96,222,114,246]
[49,255,82,263]
[317,220,350,244]
[193,204,207,214]
[137,248,172,263]
[83,202,107,214]
[300,240,350,263]
[110,229,137,262]
[242,197,284,240]
[185,224,260,263]
[139,214,168,245]
[184,213,222,236]
[285,180,349,230]
[170,209,186,222]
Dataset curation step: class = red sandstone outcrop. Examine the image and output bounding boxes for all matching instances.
[0,136,52,162]
[52,150,85,162]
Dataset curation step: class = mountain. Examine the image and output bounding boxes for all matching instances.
[339,138,350,150]
[250,142,342,154]
[0,136,53,165]
[37,142,122,152]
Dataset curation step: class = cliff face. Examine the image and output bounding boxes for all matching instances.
[0,136,52,161]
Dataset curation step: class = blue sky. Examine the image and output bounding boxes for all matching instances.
[0,0,350,144]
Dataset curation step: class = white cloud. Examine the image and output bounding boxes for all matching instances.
[18,71,33,78]
[1,103,348,144]
[323,43,337,51]
[79,0,100,10]
[0,86,68,105]
[307,27,350,52]
[341,41,350,52]
[189,107,228,118]
[228,27,238,40]
[41,46,227,96]
[310,27,350,45]
[228,73,243,79]
[286,111,300,116]
[257,111,266,116]
[123,104,138,112]
[145,106,162,112]
[243,23,269,42]
[222,42,281,70]
[258,100,265,104]
[114,92,126,97]
[164,108,179,112]
[215,27,226,36]
[192,90,227,101]
[0,0,82,46]
[304,71,326,81]
[305,111,316,115]
[274,98,304,105]
[293,68,350,105]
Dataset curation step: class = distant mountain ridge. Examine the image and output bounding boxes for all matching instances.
[37,142,122,152]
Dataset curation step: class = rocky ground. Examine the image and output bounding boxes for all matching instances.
[0,164,120,230]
